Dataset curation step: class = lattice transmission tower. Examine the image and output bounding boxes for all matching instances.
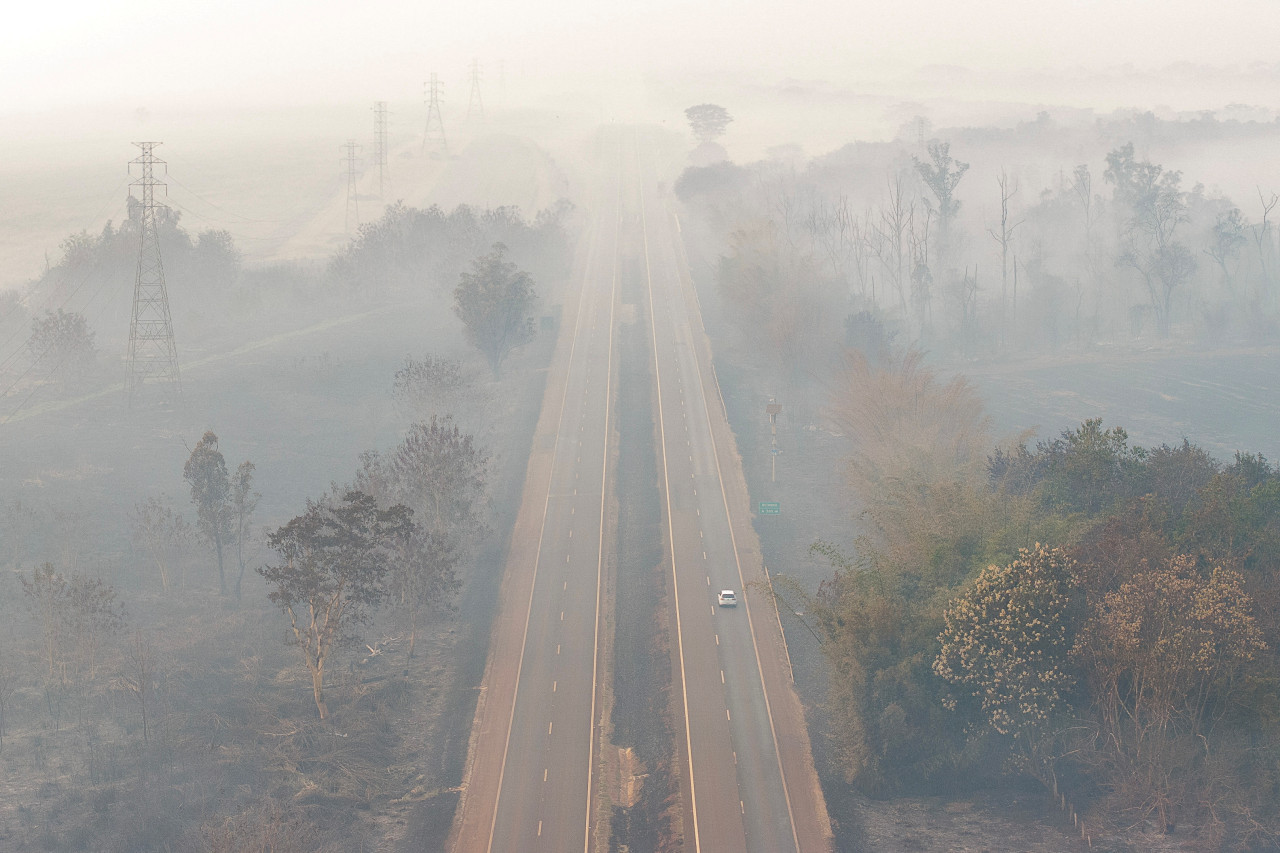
[125,141,180,404]
[467,58,484,121]
[342,139,362,233]
[422,73,447,154]
[373,101,389,198]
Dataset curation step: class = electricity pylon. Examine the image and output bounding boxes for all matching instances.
[342,139,362,233]
[125,141,180,404]
[373,101,389,198]
[467,58,484,121]
[423,73,447,154]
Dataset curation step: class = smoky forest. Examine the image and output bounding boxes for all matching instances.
[1,59,1279,853]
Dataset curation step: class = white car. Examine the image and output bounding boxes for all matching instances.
[717,589,737,607]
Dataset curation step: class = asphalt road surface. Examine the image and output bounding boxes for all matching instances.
[451,127,830,852]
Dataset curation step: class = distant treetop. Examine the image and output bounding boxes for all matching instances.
[685,104,733,145]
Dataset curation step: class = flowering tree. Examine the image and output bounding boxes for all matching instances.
[935,544,1082,756]
[1074,556,1267,833]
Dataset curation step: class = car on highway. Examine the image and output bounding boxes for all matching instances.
[717,589,737,607]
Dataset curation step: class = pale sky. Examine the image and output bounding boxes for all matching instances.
[3,0,1278,112]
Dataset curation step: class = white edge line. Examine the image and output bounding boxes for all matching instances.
[666,174,803,852]
[485,171,602,853]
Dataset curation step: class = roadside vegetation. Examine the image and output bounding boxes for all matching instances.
[0,194,571,851]
[806,347,1280,846]
[676,107,1280,849]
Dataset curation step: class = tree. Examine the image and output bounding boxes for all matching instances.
[229,461,260,601]
[684,103,733,145]
[388,527,459,659]
[356,415,489,549]
[26,309,96,382]
[1205,206,1246,294]
[184,431,232,595]
[131,495,194,593]
[913,140,968,281]
[453,243,537,377]
[119,628,158,743]
[1074,557,1267,833]
[258,491,413,719]
[935,545,1082,778]
[19,563,126,683]
[392,354,475,425]
[0,643,15,752]
[1105,142,1196,336]
[987,170,1022,346]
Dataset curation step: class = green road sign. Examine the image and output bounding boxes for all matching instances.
[758,501,781,515]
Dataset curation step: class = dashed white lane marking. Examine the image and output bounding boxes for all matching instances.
[703,551,707,560]
[741,800,746,814]
[553,681,558,692]
[569,529,573,538]
[549,721,554,735]
[563,580,567,590]
[560,611,564,621]
[556,644,561,654]
[706,576,710,585]
[544,769,548,782]
[715,634,719,645]
[538,820,543,837]
[721,671,725,683]
[711,605,716,616]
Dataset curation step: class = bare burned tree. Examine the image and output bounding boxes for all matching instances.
[19,563,127,683]
[0,643,15,752]
[987,170,1022,347]
[131,495,194,593]
[119,628,158,743]
[229,461,259,600]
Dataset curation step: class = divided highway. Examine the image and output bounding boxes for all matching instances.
[451,128,831,853]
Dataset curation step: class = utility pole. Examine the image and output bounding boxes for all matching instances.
[467,58,484,122]
[372,101,389,198]
[342,139,362,233]
[422,73,447,155]
[125,141,180,405]
[766,399,782,482]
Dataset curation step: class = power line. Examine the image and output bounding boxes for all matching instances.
[423,73,447,155]
[125,141,181,405]
[467,58,484,122]
[341,140,363,234]
[373,101,390,199]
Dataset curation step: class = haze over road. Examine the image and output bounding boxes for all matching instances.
[452,126,831,852]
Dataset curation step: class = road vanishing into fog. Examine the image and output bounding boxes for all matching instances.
[451,127,831,853]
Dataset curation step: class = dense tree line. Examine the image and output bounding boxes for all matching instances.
[676,113,1280,366]
[805,350,1280,846]
[328,200,571,297]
